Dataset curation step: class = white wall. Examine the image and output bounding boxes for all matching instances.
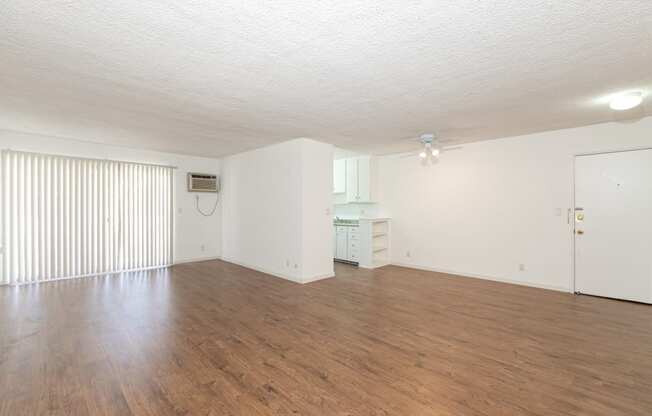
[333,203,382,219]
[221,139,303,280]
[221,138,334,283]
[0,129,222,265]
[301,140,335,281]
[379,117,652,292]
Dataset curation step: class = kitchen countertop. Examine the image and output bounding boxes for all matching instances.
[333,217,390,226]
[333,218,359,226]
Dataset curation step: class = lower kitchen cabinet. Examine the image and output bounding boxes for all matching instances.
[334,225,359,264]
[334,218,391,269]
[335,226,349,260]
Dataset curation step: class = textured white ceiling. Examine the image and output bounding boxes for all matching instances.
[2,1,651,157]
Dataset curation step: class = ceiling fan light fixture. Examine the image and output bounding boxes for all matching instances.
[419,151,427,158]
[431,149,440,157]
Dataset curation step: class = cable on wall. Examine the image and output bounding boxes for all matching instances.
[195,194,219,217]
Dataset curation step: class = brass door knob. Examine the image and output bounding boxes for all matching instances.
[576,230,584,235]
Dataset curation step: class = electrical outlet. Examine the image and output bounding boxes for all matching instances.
[294,263,298,269]
[286,259,290,267]
[519,264,525,271]
[406,250,411,258]
[200,244,205,252]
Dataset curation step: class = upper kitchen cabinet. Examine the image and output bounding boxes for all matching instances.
[333,159,346,194]
[345,156,378,203]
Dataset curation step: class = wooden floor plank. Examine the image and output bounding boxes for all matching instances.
[1,260,651,415]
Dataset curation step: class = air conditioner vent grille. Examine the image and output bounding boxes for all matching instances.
[188,173,219,192]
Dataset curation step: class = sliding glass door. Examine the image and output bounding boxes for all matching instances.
[1,150,173,284]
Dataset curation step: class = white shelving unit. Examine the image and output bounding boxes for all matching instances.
[358,218,391,269]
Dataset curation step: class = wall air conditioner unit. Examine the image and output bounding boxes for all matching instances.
[187,173,219,193]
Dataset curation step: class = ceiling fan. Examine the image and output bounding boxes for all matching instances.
[404,133,461,164]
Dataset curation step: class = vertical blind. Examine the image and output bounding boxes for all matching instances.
[1,150,174,285]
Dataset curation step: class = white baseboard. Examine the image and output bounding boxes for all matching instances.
[174,257,557,292]
[220,257,334,284]
[390,261,571,293]
[301,271,335,284]
[173,255,221,265]
[359,261,390,270]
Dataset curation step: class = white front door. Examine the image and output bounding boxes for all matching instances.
[574,149,652,303]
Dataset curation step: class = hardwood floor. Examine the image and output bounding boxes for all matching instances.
[1,260,651,415]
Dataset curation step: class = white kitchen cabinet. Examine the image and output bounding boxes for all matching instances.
[334,219,391,268]
[356,157,371,201]
[335,226,349,260]
[345,156,377,203]
[334,224,360,263]
[333,159,346,194]
[345,158,358,202]
[347,237,359,262]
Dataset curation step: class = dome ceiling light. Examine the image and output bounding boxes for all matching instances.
[609,91,643,111]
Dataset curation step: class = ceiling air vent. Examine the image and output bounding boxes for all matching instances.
[187,173,219,193]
